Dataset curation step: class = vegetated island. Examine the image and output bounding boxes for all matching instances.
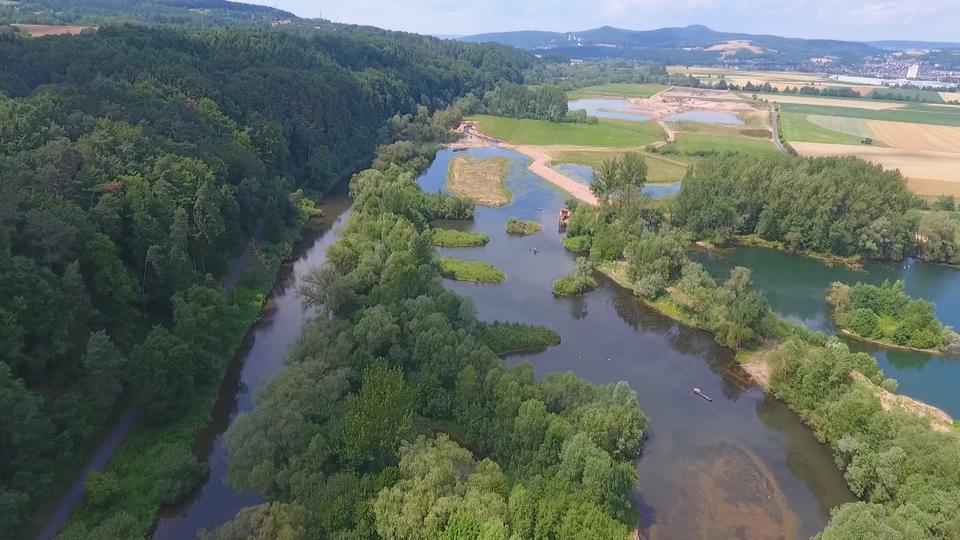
[477,322,561,354]
[446,155,512,207]
[437,256,505,283]
[553,257,597,296]
[506,217,543,236]
[828,280,960,355]
[431,228,489,247]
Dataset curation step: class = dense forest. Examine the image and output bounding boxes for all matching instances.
[211,106,649,540]
[0,0,296,27]
[673,154,960,263]
[0,23,529,537]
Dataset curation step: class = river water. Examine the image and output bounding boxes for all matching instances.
[695,246,960,418]
[421,147,853,539]
[151,195,352,539]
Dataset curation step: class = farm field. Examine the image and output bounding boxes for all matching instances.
[549,149,695,183]
[791,143,960,197]
[779,113,866,145]
[747,93,906,110]
[567,83,666,99]
[779,103,960,128]
[11,24,92,36]
[669,66,878,94]
[865,120,960,153]
[940,92,960,103]
[468,115,664,147]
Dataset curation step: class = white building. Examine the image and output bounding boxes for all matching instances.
[906,64,920,79]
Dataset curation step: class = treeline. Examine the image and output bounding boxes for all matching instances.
[213,114,650,540]
[524,60,702,91]
[481,81,580,123]
[0,0,296,27]
[0,24,527,537]
[736,80,861,97]
[673,154,960,263]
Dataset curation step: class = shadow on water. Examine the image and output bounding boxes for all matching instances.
[695,245,960,417]
[419,146,854,539]
[152,195,352,539]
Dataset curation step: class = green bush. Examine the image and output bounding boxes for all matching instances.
[84,472,120,508]
[845,308,881,339]
[562,235,592,253]
[478,322,561,354]
[431,228,489,247]
[633,274,666,299]
[437,257,505,283]
[506,217,543,236]
[155,447,208,505]
[553,257,597,296]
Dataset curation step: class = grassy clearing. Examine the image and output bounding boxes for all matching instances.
[478,322,560,354]
[550,149,695,183]
[431,228,489,248]
[780,103,960,128]
[469,115,664,148]
[64,200,317,536]
[437,256,505,283]
[446,156,511,207]
[506,217,542,236]
[567,83,666,99]
[661,133,779,155]
[780,112,866,145]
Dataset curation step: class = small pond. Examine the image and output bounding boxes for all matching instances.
[567,98,651,122]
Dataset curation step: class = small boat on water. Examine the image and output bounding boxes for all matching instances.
[693,387,712,402]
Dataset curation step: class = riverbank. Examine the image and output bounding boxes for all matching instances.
[838,328,944,355]
[58,199,321,537]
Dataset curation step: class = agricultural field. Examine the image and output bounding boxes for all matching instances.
[669,66,877,95]
[549,149,695,183]
[747,93,906,110]
[567,83,665,99]
[11,24,92,37]
[468,115,664,147]
[941,92,960,103]
[779,113,866,145]
[779,103,960,128]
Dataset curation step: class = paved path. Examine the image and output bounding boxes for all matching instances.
[34,227,265,540]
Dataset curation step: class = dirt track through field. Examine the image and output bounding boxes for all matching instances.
[866,120,960,153]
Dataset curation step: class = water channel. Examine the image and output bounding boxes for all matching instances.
[421,146,853,539]
[151,195,352,539]
[149,142,958,538]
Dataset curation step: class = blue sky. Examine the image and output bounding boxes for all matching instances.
[251,0,958,42]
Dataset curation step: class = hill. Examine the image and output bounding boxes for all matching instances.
[463,24,881,66]
[0,0,298,27]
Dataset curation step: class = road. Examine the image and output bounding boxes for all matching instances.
[770,106,790,155]
[34,228,266,540]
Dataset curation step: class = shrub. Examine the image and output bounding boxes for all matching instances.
[155,447,208,505]
[437,257,505,283]
[85,471,120,508]
[431,228,489,247]
[634,274,666,299]
[845,308,881,339]
[563,235,592,253]
[506,217,542,236]
[479,322,561,354]
[553,257,597,296]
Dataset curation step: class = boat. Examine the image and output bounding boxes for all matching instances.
[693,387,713,402]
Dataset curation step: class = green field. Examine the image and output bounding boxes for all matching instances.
[666,133,779,155]
[469,115,664,148]
[779,112,868,145]
[780,103,960,127]
[567,84,666,99]
[550,149,695,183]
[867,88,945,103]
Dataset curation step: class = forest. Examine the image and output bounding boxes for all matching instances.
[0,23,529,537]
[212,107,650,539]
[673,154,960,263]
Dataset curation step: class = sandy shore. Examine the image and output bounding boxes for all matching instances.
[458,122,599,206]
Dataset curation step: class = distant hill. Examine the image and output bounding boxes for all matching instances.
[0,0,299,27]
[462,24,881,66]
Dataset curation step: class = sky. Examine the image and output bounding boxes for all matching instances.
[248,0,959,42]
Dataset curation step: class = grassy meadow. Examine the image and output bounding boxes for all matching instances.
[469,115,664,148]
[550,149,694,183]
[780,103,960,128]
[664,133,780,155]
[780,113,867,145]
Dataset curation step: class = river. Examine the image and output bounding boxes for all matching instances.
[420,146,854,539]
[151,195,352,539]
[694,246,960,418]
